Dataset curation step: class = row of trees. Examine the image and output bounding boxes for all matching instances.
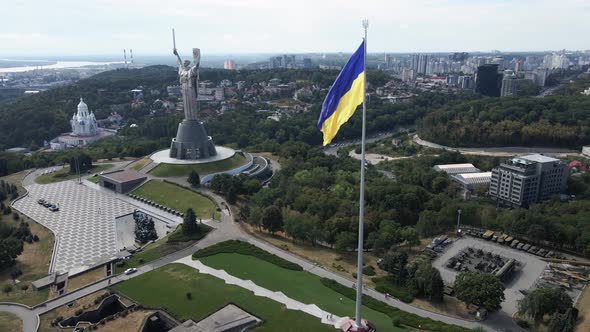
[417,76,590,148]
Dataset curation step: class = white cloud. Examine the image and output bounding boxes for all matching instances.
[1,0,589,55]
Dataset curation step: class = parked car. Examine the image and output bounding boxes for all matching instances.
[48,205,59,212]
[37,199,46,205]
[124,268,137,275]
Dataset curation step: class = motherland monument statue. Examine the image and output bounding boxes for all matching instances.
[169,29,217,160]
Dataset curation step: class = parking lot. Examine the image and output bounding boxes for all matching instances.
[13,181,135,275]
[432,236,547,317]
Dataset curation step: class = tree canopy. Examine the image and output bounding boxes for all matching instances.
[454,272,505,310]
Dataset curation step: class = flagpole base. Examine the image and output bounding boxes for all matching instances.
[339,318,376,332]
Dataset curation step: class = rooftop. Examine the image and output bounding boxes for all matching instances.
[520,154,560,163]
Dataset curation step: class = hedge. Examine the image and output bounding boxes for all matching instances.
[320,278,470,332]
[193,240,303,271]
[372,276,414,303]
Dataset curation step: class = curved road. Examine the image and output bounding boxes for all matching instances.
[0,303,38,332]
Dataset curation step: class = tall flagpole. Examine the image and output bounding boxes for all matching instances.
[355,18,369,329]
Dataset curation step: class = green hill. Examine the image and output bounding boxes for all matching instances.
[0,65,177,150]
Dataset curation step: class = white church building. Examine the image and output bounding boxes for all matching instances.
[50,98,115,150]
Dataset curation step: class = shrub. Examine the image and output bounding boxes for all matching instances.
[55,316,63,323]
[352,272,358,279]
[372,276,414,303]
[138,258,145,264]
[75,309,84,316]
[363,265,376,276]
[193,240,302,271]
[392,317,401,327]
[33,234,39,242]
[115,261,126,267]
[516,320,530,328]
[186,292,192,300]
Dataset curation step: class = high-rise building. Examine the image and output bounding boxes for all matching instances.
[384,54,392,69]
[475,64,501,97]
[418,54,429,75]
[500,70,520,97]
[269,56,282,69]
[458,75,474,90]
[447,74,459,87]
[514,58,522,73]
[401,68,415,82]
[489,154,568,208]
[302,58,313,69]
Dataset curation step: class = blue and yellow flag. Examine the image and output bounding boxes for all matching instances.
[317,41,365,146]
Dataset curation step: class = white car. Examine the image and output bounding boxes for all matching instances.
[124,268,137,275]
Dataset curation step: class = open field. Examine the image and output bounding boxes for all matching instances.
[35,164,113,184]
[131,180,219,219]
[149,153,247,177]
[113,263,335,332]
[0,312,22,332]
[198,253,406,332]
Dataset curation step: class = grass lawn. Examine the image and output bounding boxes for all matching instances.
[66,266,105,292]
[130,157,150,171]
[131,180,219,219]
[35,164,113,184]
[149,153,247,177]
[0,213,53,306]
[0,172,54,306]
[0,312,22,332]
[198,253,405,332]
[112,263,334,332]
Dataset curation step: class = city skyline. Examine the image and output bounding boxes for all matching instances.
[2,0,590,56]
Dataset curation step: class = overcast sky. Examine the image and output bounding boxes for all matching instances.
[2,0,589,56]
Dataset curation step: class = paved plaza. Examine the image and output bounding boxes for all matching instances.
[432,237,547,316]
[13,181,135,275]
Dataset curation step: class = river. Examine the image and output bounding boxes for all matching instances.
[0,60,124,73]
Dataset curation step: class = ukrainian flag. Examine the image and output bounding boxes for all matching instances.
[318,40,365,146]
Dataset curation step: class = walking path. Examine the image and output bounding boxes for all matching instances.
[413,135,578,157]
[176,256,344,328]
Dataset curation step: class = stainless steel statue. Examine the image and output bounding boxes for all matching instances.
[169,29,217,160]
[173,46,200,121]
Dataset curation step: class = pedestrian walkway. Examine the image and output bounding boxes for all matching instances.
[176,256,345,328]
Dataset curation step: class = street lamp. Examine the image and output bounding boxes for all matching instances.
[456,209,462,235]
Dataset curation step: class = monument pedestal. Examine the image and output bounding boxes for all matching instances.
[169,120,217,160]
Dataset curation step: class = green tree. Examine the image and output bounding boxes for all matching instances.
[248,207,263,231]
[187,170,200,187]
[2,284,12,295]
[407,262,444,302]
[261,205,283,234]
[182,208,197,235]
[335,232,357,251]
[0,237,24,269]
[548,307,578,332]
[517,287,573,321]
[379,251,408,282]
[454,272,505,310]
